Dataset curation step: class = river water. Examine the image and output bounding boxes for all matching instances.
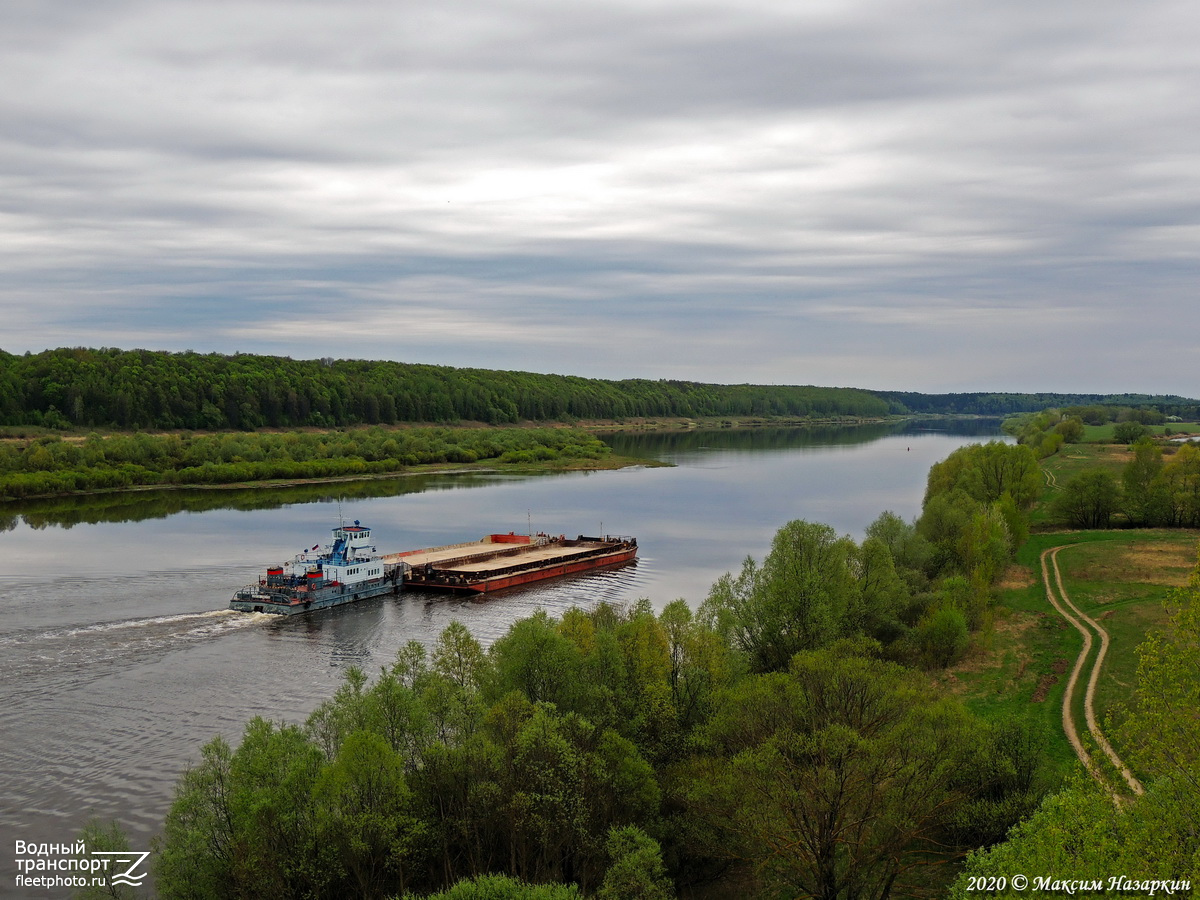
[0,420,999,894]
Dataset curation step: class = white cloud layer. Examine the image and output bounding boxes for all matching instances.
[2,0,1199,392]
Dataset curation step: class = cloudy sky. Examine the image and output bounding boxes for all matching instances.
[3,0,1199,393]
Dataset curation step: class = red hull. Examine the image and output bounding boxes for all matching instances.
[448,547,637,593]
[399,535,638,594]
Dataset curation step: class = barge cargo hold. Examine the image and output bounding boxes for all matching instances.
[388,533,637,594]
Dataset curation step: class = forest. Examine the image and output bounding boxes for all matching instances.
[875,390,1200,419]
[0,347,890,429]
[4,347,1196,432]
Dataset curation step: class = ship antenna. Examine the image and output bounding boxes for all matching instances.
[338,498,345,530]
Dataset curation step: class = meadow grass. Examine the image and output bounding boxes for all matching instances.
[1029,443,1131,528]
[1080,421,1200,442]
[941,529,1200,780]
[1050,532,1199,769]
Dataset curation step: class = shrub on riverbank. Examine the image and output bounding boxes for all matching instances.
[0,427,612,500]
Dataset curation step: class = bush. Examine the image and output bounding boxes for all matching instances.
[403,874,582,899]
[1113,421,1148,444]
[1051,470,1120,529]
[915,607,970,668]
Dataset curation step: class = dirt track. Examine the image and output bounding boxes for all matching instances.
[1040,545,1144,798]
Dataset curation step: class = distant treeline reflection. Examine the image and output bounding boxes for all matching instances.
[602,418,1003,457]
[0,472,512,531]
[0,422,1001,531]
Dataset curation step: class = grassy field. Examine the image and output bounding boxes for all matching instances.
[1080,421,1200,442]
[1050,532,1198,766]
[1031,434,1200,529]
[1030,442,1131,528]
[939,529,1200,781]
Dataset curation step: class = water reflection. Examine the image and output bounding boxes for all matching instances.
[0,420,1001,530]
[1,471,524,531]
[601,417,1001,458]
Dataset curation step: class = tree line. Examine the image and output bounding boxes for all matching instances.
[1003,404,1181,459]
[0,347,890,430]
[879,391,1200,419]
[0,428,611,501]
[8,347,1197,433]
[106,441,1055,900]
[1050,439,1200,530]
[1001,404,1200,530]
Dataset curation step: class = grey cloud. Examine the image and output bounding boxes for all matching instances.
[1,0,1199,393]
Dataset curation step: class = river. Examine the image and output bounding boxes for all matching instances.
[0,420,1001,895]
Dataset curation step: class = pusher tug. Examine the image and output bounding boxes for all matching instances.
[230,520,401,615]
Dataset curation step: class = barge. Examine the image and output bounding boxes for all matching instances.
[389,532,637,594]
[231,521,402,615]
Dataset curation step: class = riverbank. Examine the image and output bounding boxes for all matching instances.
[0,412,915,442]
[2,416,956,503]
[0,414,998,503]
[0,426,672,502]
[12,452,668,501]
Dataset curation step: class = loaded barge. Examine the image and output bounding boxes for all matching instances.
[388,532,638,594]
[231,523,638,614]
[230,521,402,615]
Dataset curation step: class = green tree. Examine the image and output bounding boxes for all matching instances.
[948,778,1130,897]
[702,520,861,672]
[1051,470,1120,529]
[315,730,426,898]
[926,442,1042,510]
[958,504,1013,592]
[154,736,237,899]
[486,612,581,707]
[1156,444,1200,527]
[852,537,908,642]
[485,696,653,889]
[690,647,981,900]
[1123,438,1165,525]
[946,716,1052,849]
[402,873,581,899]
[865,511,932,593]
[658,599,734,732]
[598,826,674,900]
[1113,421,1148,444]
[914,607,970,668]
[1054,416,1085,443]
[434,621,487,692]
[916,489,980,576]
[223,719,328,898]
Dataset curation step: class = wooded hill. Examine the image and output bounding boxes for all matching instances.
[1,347,1195,431]
[0,348,889,430]
[873,389,1200,418]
